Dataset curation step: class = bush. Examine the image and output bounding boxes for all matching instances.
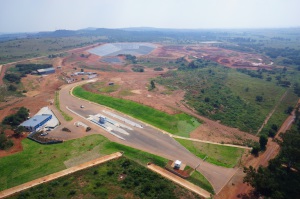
[132,66,144,72]
[259,135,268,150]
[154,67,163,71]
[268,129,276,138]
[256,96,263,102]
[0,132,14,150]
[8,84,17,91]
[4,73,21,83]
[2,107,29,127]
[69,190,76,195]
[285,106,294,114]
[251,143,260,156]
[107,170,114,176]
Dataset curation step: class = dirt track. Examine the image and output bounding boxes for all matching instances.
[147,163,211,198]
[256,91,288,135]
[0,152,122,199]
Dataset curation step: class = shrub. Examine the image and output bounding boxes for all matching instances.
[154,67,163,71]
[256,96,263,102]
[107,170,114,176]
[259,135,268,150]
[69,190,76,195]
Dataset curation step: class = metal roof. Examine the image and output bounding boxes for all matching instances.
[20,114,51,127]
[37,67,55,73]
[35,107,59,128]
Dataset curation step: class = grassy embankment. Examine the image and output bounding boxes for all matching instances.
[9,158,202,199]
[54,91,73,121]
[176,139,245,168]
[0,134,213,193]
[73,86,200,137]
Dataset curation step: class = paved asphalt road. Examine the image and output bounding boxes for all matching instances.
[59,81,237,194]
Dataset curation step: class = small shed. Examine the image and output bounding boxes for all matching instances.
[174,160,182,169]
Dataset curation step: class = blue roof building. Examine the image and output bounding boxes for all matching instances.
[20,114,52,132]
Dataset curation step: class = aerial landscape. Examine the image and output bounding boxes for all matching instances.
[0,0,300,199]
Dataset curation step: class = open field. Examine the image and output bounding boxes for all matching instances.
[0,134,168,191]
[8,157,201,199]
[0,36,106,64]
[0,134,215,195]
[175,139,245,168]
[73,86,201,137]
[156,65,297,134]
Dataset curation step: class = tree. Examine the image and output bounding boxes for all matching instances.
[150,80,155,90]
[0,132,13,150]
[259,135,268,150]
[285,106,294,114]
[2,107,29,127]
[280,131,300,170]
[8,84,17,91]
[251,143,260,156]
[204,97,210,102]
[80,68,84,72]
[256,96,263,102]
[244,129,300,199]
[13,126,26,137]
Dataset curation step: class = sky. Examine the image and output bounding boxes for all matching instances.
[1,0,300,33]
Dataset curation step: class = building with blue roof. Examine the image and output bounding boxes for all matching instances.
[20,114,52,132]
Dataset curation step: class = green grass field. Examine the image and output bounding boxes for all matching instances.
[175,139,245,168]
[189,171,214,194]
[0,135,166,191]
[73,86,200,137]
[9,157,201,199]
[0,134,213,194]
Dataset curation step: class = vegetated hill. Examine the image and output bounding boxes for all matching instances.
[156,61,298,134]
[1,27,300,64]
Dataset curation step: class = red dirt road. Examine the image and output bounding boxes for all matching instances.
[0,152,122,199]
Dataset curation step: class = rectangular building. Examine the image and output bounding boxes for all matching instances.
[20,114,52,132]
[37,67,55,75]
